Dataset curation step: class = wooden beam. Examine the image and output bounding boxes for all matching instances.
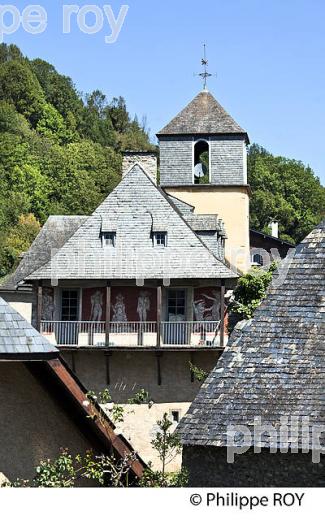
[45,358,146,478]
[105,283,111,347]
[36,282,43,332]
[220,279,225,348]
[105,352,112,385]
[156,284,162,348]
[190,352,194,383]
[156,352,162,385]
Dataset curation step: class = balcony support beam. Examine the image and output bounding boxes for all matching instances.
[105,352,112,385]
[156,284,162,348]
[156,352,162,385]
[105,283,111,347]
[36,281,43,332]
[220,279,225,348]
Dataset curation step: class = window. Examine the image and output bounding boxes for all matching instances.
[61,290,79,321]
[102,232,116,247]
[153,232,167,247]
[252,253,264,266]
[193,139,210,184]
[171,410,180,423]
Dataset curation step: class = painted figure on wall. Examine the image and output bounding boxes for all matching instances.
[137,291,151,322]
[112,293,128,322]
[42,288,54,321]
[202,290,220,321]
[193,289,220,321]
[90,290,103,321]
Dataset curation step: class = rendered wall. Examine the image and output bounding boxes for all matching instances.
[0,363,92,482]
[165,186,250,273]
[63,350,220,470]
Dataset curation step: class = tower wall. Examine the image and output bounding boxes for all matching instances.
[164,186,250,273]
[159,135,247,186]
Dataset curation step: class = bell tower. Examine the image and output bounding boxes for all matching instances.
[157,89,250,273]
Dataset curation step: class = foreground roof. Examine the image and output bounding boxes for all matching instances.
[157,90,247,138]
[178,220,325,448]
[0,216,86,292]
[0,297,58,358]
[27,165,236,281]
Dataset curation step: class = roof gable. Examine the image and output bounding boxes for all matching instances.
[0,216,87,291]
[0,297,58,358]
[27,165,236,281]
[157,90,247,137]
[178,220,325,448]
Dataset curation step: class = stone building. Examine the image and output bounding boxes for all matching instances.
[0,87,292,470]
[0,297,145,483]
[178,220,325,486]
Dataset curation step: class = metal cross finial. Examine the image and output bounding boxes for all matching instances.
[197,44,212,91]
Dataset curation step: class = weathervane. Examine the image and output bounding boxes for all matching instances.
[195,44,214,91]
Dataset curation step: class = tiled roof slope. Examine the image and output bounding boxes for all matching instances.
[178,220,325,448]
[27,165,236,281]
[157,90,247,136]
[0,297,58,357]
[0,216,87,291]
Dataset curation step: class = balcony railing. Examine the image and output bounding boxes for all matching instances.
[40,320,224,348]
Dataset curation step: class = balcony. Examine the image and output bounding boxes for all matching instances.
[40,320,225,349]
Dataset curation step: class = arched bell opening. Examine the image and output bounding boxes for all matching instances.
[193,139,210,184]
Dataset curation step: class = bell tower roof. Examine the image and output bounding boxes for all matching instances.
[157,90,248,142]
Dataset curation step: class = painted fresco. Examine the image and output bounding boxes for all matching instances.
[111,287,156,322]
[82,288,106,321]
[193,288,221,321]
[82,287,157,322]
[42,287,54,321]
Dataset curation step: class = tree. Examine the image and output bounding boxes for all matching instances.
[228,263,277,328]
[151,413,181,476]
[248,144,325,243]
[0,60,45,125]
[0,214,41,277]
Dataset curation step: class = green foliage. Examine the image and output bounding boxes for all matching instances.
[229,263,277,322]
[139,465,188,487]
[151,413,182,475]
[0,43,153,280]
[248,144,325,243]
[4,448,137,488]
[189,362,208,383]
[128,388,149,404]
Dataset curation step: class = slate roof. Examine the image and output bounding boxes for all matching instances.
[0,216,87,291]
[0,297,58,358]
[26,165,236,281]
[157,90,248,138]
[178,220,325,449]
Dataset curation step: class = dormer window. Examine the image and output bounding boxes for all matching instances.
[153,232,167,247]
[102,232,116,247]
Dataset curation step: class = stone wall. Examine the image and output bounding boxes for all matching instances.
[159,135,246,186]
[0,363,92,482]
[182,446,325,487]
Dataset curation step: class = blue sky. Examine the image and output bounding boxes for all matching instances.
[4,0,325,184]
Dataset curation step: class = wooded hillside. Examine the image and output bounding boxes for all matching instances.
[0,43,324,279]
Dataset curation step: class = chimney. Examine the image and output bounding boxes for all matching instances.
[270,221,279,238]
[122,151,158,183]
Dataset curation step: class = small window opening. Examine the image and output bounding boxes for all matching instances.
[171,410,180,423]
[153,232,167,247]
[194,140,210,184]
[252,253,264,266]
[102,232,116,247]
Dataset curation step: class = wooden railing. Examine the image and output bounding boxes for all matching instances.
[40,320,222,348]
